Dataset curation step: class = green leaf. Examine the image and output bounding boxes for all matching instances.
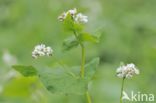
[78,32,101,43]
[12,65,38,77]
[71,57,100,80]
[38,57,99,95]
[38,67,87,95]
[85,57,100,80]
[12,58,100,95]
[63,14,75,31]
[63,14,83,32]
[3,76,38,97]
[62,36,79,51]
[73,23,84,32]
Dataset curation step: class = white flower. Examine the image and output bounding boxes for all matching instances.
[68,8,77,16]
[58,12,67,21]
[45,46,53,56]
[58,8,77,21]
[75,13,88,24]
[116,63,139,78]
[32,44,53,59]
[58,8,88,24]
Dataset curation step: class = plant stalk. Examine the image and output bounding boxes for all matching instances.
[73,30,90,102]
[80,44,85,78]
[73,30,86,78]
[86,91,92,103]
[120,77,125,103]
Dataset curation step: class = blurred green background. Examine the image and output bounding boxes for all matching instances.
[0,0,156,103]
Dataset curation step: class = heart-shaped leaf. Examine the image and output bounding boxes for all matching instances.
[38,67,87,95]
[12,57,100,95]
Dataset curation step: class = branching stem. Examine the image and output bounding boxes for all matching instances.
[73,30,91,103]
[73,30,86,78]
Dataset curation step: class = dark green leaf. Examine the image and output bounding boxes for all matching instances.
[62,36,79,51]
[12,65,38,77]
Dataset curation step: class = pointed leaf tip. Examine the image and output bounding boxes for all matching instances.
[12,65,38,77]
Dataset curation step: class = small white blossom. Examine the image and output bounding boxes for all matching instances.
[116,63,139,79]
[32,44,53,59]
[75,13,88,24]
[58,8,88,24]
[58,12,67,21]
[68,8,77,16]
[58,8,77,21]
[45,46,53,56]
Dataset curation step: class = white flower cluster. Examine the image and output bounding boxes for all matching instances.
[32,44,53,59]
[58,8,88,24]
[116,63,139,79]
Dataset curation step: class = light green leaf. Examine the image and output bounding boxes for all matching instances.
[62,36,79,51]
[84,57,100,80]
[12,65,38,77]
[12,57,100,95]
[71,57,100,80]
[73,23,84,32]
[63,14,75,31]
[3,76,38,97]
[78,32,101,43]
[38,67,87,95]
[63,14,83,32]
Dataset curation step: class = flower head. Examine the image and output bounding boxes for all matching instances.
[32,44,53,59]
[75,13,88,24]
[58,8,77,21]
[58,8,88,24]
[116,63,139,78]
[68,8,77,16]
[58,12,67,21]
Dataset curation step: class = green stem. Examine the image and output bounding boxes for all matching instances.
[73,30,79,39]
[86,91,92,103]
[120,77,125,103]
[73,30,86,78]
[80,44,85,78]
[73,30,89,102]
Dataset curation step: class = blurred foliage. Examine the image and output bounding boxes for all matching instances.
[0,0,156,103]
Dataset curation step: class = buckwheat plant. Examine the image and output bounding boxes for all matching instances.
[12,8,100,103]
[116,63,140,103]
